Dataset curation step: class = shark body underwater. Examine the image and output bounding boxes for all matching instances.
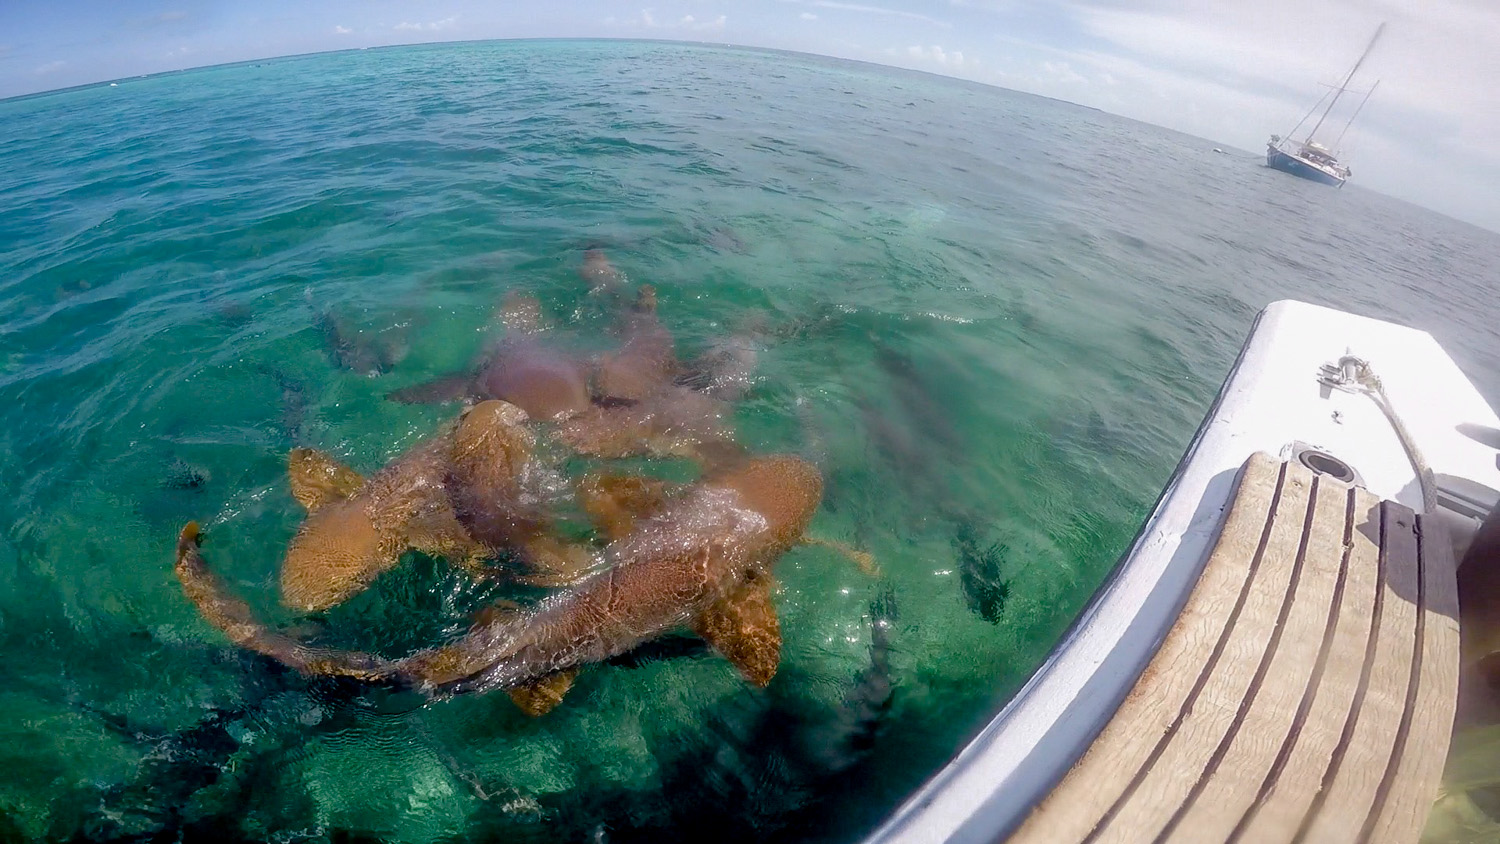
[173,253,863,716]
[388,285,743,464]
[176,446,824,715]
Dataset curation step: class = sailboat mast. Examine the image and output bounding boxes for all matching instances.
[1333,79,1379,150]
[1285,89,1333,142]
[1306,22,1385,143]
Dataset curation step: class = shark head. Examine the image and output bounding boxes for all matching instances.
[714,455,824,561]
[452,400,533,481]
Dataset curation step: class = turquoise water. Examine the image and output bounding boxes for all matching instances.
[2,39,1499,843]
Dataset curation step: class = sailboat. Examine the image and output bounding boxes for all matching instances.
[1267,23,1383,187]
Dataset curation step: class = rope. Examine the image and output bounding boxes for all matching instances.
[1337,357,1437,516]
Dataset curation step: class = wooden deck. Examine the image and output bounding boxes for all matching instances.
[1007,452,1460,844]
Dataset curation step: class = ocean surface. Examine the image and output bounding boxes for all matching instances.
[2,39,1498,843]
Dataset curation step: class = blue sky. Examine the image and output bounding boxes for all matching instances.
[3,0,1498,231]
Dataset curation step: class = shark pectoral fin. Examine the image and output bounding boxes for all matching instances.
[507,667,581,716]
[387,374,474,404]
[577,473,673,541]
[693,575,782,687]
[280,504,398,612]
[405,511,488,566]
[288,448,364,512]
[802,536,880,577]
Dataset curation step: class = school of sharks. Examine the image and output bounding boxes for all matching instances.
[173,248,876,718]
[29,240,1036,842]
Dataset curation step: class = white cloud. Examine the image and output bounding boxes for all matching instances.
[801,12,819,21]
[33,60,66,76]
[678,14,728,32]
[979,45,1307,140]
[613,9,728,33]
[906,44,967,68]
[812,1,948,26]
[333,25,353,35]
[1040,60,1084,86]
[394,17,457,33]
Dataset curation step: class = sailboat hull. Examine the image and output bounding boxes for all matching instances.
[1266,147,1346,187]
